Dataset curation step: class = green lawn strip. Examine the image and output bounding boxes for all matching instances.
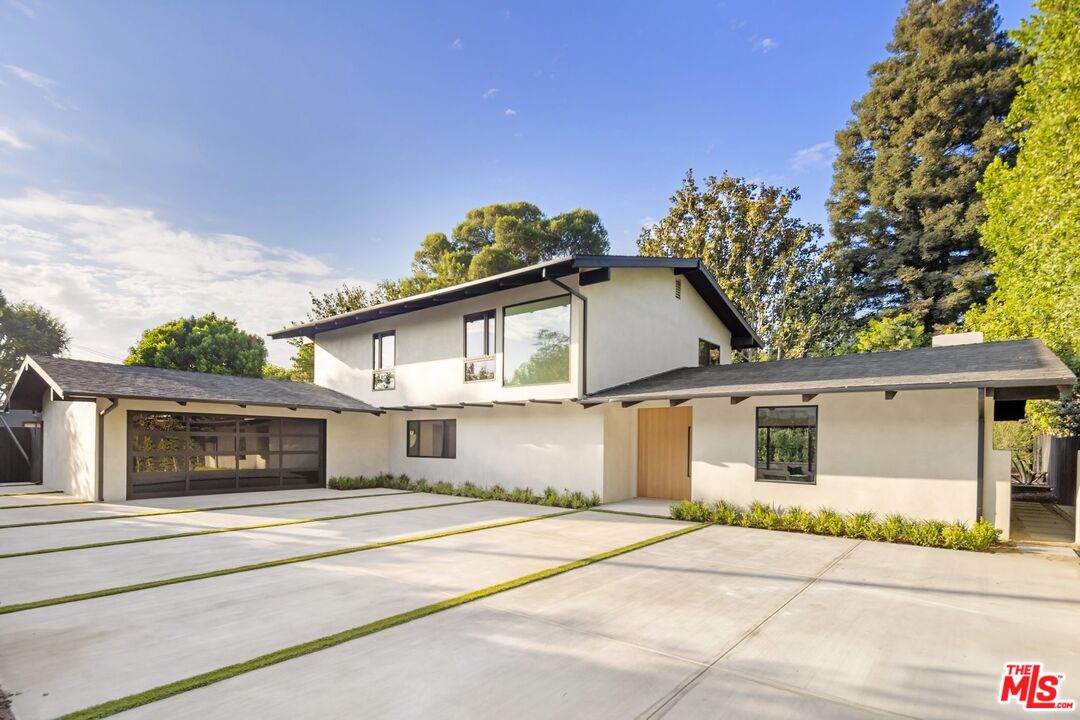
[0,499,488,560]
[0,509,580,616]
[56,521,708,720]
[0,500,90,510]
[0,491,413,530]
[0,490,62,497]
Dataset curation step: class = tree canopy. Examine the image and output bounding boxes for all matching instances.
[965,0,1080,433]
[638,171,850,360]
[126,313,267,378]
[0,290,70,401]
[827,0,1022,334]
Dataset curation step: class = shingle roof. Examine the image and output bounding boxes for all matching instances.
[268,255,762,350]
[585,339,1076,403]
[8,356,382,414]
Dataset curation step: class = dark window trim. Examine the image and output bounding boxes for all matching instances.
[501,293,572,388]
[406,419,457,459]
[698,338,722,367]
[126,410,326,499]
[754,405,817,485]
[463,310,497,383]
[372,329,396,391]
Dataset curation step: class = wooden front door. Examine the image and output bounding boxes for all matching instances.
[637,406,693,500]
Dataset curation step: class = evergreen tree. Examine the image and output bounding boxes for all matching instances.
[827,0,1022,333]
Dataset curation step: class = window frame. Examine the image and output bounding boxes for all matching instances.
[754,405,818,485]
[406,419,457,459]
[372,330,396,391]
[698,338,722,367]
[501,293,573,388]
[463,310,496,383]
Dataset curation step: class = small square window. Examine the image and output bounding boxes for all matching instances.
[756,406,817,484]
[698,339,722,366]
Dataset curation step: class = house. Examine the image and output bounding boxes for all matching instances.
[6,255,1075,540]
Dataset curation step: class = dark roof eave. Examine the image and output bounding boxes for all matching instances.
[56,390,384,415]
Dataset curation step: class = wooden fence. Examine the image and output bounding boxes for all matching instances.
[0,426,40,485]
[1047,435,1080,505]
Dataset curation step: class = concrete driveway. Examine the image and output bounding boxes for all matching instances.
[1,489,1078,719]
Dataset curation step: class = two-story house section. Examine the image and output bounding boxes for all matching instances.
[268,256,761,500]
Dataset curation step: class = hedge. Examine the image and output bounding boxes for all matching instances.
[329,473,601,509]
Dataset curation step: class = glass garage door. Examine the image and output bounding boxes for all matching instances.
[127,411,325,499]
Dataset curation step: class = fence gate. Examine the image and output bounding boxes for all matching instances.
[1047,436,1080,505]
[0,426,40,485]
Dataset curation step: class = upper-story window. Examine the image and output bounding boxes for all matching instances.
[463,310,496,382]
[372,330,395,390]
[503,295,571,387]
[698,339,722,366]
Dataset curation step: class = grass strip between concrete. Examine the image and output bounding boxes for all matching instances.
[56,520,708,720]
[0,490,62,497]
[0,500,90,510]
[0,509,582,616]
[0,498,487,560]
[0,491,413,530]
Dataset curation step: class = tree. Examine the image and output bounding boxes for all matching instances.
[852,313,930,353]
[391,202,609,295]
[0,290,70,400]
[965,0,1080,434]
[126,313,267,378]
[827,0,1022,334]
[282,283,390,382]
[638,170,851,361]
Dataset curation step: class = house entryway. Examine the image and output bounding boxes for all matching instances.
[636,406,692,501]
[1010,500,1076,544]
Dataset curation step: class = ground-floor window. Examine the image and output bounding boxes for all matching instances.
[407,419,456,458]
[755,406,816,483]
[128,411,325,498]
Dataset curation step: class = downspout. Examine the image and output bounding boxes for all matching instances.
[975,387,985,521]
[96,398,119,502]
[545,274,587,396]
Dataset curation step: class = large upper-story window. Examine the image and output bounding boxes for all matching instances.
[463,310,496,382]
[756,406,817,484]
[503,295,571,386]
[373,330,395,390]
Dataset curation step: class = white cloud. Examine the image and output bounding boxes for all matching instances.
[790,140,836,172]
[503,108,517,117]
[0,190,374,364]
[0,127,32,150]
[482,87,500,100]
[4,64,72,110]
[450,38,464,50]
[753,37,778,53]
[7,0,35,18]
[639,216,657,230]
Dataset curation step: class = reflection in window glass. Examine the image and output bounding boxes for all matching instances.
[503,296,571,386]
[464,310,496,382]
[698,339,722,366]
[755,407,817,484]
[373,330,396,390]
[406,420,456,458]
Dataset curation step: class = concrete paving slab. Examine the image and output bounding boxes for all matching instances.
[1,511,685,719]
[0,493,85,509]
[718,540,1080,719]
[0,491,442,556]
[116,603,699,720]
[0,487,394,526]
[0,499,561,606]
[598,498,675,518]
[480,525,853,663]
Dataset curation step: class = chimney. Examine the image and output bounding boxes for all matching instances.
[932,331,984,347]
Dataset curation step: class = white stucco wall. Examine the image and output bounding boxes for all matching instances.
[384,404,606,497]
[585,267,733,392]
[314,281,584,406]
[41,395,98,500]
[602,403,636,502]
[689,388,983,524]
[98,399,388,502]
[982,393,1012,538]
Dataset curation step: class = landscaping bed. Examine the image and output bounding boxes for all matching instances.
[329,474,601,509]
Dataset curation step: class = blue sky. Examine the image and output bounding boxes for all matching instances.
[0,0,1033,364]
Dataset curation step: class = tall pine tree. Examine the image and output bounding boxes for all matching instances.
[827,0,1022,333]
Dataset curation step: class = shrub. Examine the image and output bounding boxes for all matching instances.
[712,500,740,525]
[671,500,713,522]
[510,487,538,504]
[846,511,881,541]
[968,518,1001,551]
[487,484,511,502]
[813,508,845,536]
[539,487,561,506]
[880,514,907,543]
[906,520,944,547]
[779,506,813,533]
[941,521,972,550]
[432,481,455,495]
[740,502,781,530]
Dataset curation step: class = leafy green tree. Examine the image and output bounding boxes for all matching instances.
[0,290,70,400]
[639,170,851,361]
[506,329,571,386]
[391,202,609,295]
[965,0,1080,434]
[852,312,931,353]
[827,0,1022,334]
[126,313,266,378]
[283,283,389,382]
